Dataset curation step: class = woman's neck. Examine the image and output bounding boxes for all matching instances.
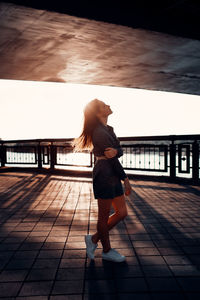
[99,116,108,126]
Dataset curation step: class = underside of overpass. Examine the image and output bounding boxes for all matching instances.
[0,1,200,95]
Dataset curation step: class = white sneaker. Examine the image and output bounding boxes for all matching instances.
[85,234,98,259]
[102,248,126,262]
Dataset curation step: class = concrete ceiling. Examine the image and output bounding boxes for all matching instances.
[3,0,200,40]
[0,2,200,95]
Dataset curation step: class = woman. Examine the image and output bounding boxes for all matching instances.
[72,98,132,262]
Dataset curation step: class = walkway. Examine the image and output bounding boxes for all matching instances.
[0,171,200,299]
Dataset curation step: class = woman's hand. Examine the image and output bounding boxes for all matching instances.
[124,177,132,196]
[104,147,118,158]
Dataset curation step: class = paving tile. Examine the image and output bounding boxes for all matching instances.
[2,237,26,244]
[142,265,173,277]
[135,247,160,256]
[60,258,85,268]
[84,279,115,294]
[86,257,113,268]
[85,266,113,280]
[185,292,200,300]
[63,249,86,258]
[46,237,67,243]
[51,296,82,300]
[42,243,65,250]
[0,270,28,282]
[113,265,143,278]
[17,297,48,300]
[12,250,39,260]
[146,277,182,291]
[32,258,60,269]
[66,236,85,242]
[151,292,186,300]
[52,280,83,295]
[132,241,156,248]
[38,250,63,259]
[108,240,133,248]
[25,237,47,243]
[19,243,43,250]
[118,293,151,300]
[187,255,200,265]
[163,255,193,265]
[176,277,200,291]
[158,247,184,255]
[0,282,22,297]
[56,268,85,280]
[6,258,34,270]
[138,255,167,265]
[0,252,14,261]
[19,281,53,296]
[49,231,69,237]
[169,265,200,276]
[26,268,57,281]
[68,230,88,236]
[124,256,140,265]
[29,231,50,237]
[182,246,200,254]
[65,241,86,249]
[115,278,148,292]
[0,243,20,251]
[130,234,151,241]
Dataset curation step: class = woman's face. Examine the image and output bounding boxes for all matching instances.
[97,101,113,118]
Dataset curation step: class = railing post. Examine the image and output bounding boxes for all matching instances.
[0,144,6,167]
[50,143,56,169]
[192,140,199,182]
[90,151,93,167]
[170,141,176,179]
[37,142,42,169]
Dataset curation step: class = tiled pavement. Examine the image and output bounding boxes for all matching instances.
[0,171,200,299]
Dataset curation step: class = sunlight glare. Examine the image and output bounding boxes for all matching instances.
[0,79,200,140]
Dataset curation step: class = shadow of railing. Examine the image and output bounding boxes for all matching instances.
[124,181,200,268]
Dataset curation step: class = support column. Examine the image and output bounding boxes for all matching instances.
[37,142,42,169]
[0,145,6,167]
[50,143,56,169]
[192,140,199,182]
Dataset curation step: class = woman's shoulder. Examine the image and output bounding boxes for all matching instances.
[92,122,114,137]
[92,123,111,142]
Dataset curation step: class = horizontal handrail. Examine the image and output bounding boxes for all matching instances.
[1,133,200,144]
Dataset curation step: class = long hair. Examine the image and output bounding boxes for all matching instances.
[71,99,101,152]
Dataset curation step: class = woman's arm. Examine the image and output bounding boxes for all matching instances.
[106,125,124,158]
[92,127,127,181]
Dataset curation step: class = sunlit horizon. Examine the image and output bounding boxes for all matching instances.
[0,79,200,141]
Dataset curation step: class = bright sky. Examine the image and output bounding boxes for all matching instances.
[0,79,200,140]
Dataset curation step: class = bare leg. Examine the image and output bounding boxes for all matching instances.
[95,198,113,253]
[92,194,128,245]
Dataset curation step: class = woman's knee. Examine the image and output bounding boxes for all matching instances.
[112,195,128,219]
[118,208,128,220]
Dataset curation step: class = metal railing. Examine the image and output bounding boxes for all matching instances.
[0,134,199,183]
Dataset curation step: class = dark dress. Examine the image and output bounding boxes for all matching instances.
[92,121,127,199]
